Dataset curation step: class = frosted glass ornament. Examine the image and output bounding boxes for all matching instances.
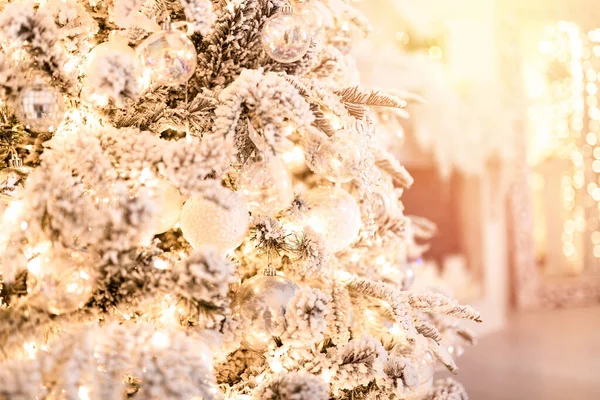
[294,1,324,37]
[404,336,436,399]
[238,154,294,217]
[26,249,96,315]
[137,23,197,86]
[231,272,299,351]
[87,39,136,69]
[180,187,249,253]
[147,178,182,234]
[14,82,64,132]
[314,131,361,183]
[303,186,361,253]
[261,6,311,63]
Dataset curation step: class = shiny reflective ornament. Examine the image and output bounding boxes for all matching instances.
[238,154,294,217]
[137,22,197,86]
[231,272,299,351]
[87,39,136,69]
[0,155,32,203]
[14,82,64,132]
[261,5,312,63]
[294,1,324,37]
[405,337,436,399]
[303,186,361,253]
[180,187,249,253]
[314,131,362,183]
[26,249,96,315]
[147,178,182,234]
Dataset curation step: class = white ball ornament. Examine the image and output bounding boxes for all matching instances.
[261,5,312,63]
[14,81,64,132]
[231,271,299,351]
[303,186,361,253]
[137,22,197,86]
[147,178,182,234]
[314,130,362,183]
[238,154,294,217]
[26,248,97,315]
[180,187,249,253]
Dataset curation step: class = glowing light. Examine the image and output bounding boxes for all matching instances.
[27,256,42,276]
[270,359,283,373]
[150,331,171,350]
[78,386,91,400]
[23,342,37,359]
[153,258,169,270]
[428,46,443,60]
[306,215,325,234]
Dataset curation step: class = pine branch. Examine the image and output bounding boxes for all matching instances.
[416,321,442,345]
[407,292,482,323]
[336,87,408,109]
[374,150,414,189]
[426,378,469,400]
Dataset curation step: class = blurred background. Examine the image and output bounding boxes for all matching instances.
[352,0,600,398]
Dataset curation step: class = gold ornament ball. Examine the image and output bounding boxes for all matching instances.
[137,27,197,86]
[314,130,362,183]
[14,83,64,132]
[180,188,249,253]
[147,178,182,234]
[261,9,312,63]
[238,154,294,217]
[231,274,299,351]
[303,186,361,253]
[27,249,97,315]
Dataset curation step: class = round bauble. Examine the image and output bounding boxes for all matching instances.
[303,186,361,253]
[147,178,182,234]
[261,7,312,63]
[87,39,136,69]
[238,154,294,217]
[26,248,97,315]
[404,336,436,399]
[180,187,249,253]
[0,162,32,204]
[294,1,324,37]
[231,273,299,351]
[137,25,197,86]
[14,82,64,132]
[314,130,361,183]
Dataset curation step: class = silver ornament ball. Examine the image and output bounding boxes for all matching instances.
[137,26,197,86]
[15,83,64,132]
[231,273,299,351]
[261,8,312,63]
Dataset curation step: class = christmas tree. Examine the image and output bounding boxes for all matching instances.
[0,0,481,399]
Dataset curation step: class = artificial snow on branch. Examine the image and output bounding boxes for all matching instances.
[407,292,482,323]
